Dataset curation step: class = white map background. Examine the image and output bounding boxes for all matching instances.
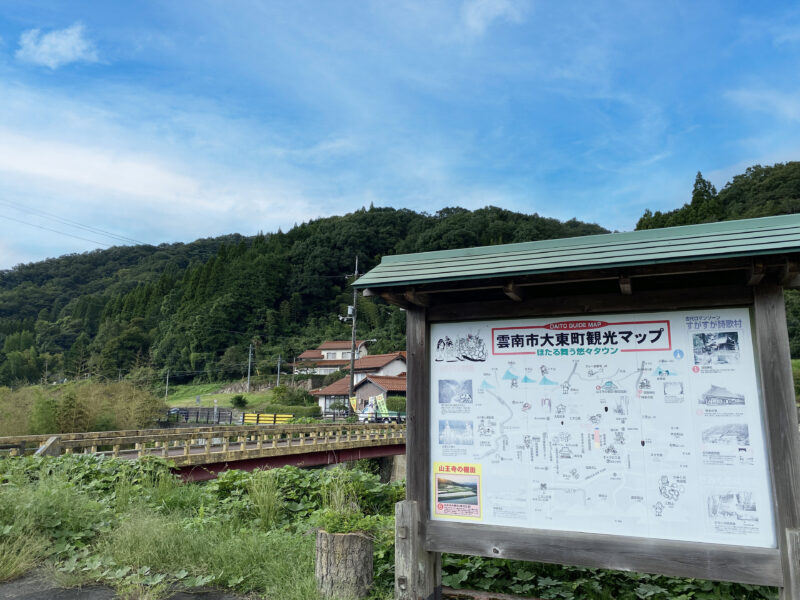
[429,308,777,548]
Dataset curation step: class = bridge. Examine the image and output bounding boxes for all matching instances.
[0,423,406,481]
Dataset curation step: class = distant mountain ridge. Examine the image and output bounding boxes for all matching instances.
[0,206,606,386]
[2,161,799,388]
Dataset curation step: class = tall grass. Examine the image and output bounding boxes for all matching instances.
[0,532,49,582]
[102,511,319,600]
[323,467,361,517]
[0,381,165,436]
[247,469,284,529]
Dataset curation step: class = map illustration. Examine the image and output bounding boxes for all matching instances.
[430,309,776,549]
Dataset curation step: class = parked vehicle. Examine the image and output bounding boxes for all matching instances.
[358,406,406,424]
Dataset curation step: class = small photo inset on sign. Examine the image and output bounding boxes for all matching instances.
[693,332,740,366]
[438,379,473,404]
[438,420,474,445]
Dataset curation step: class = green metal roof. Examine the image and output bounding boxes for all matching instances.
[355,214,800,289]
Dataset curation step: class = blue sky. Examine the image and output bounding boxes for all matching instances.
[1,1,799,269]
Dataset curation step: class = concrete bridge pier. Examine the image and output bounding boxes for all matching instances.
[375,454,406,483]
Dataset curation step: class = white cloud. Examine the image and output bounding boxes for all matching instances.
[0,129,201,205]
[726,88,800,122]
[16,22,98,69]
[461,0,526,36]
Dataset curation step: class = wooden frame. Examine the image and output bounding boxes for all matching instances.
[400,279,800,599]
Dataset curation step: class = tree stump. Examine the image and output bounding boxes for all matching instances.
[315,530,373,599]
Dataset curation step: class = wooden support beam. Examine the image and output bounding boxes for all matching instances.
[378,292,413,309]
[425,520,781,586]
[780,260,799,286]
[503,281,524,302]
[754,284,800,599]
[429,285,754,322]
[404,289,431,307]
[747,261,766,286]
[618,276,632,295]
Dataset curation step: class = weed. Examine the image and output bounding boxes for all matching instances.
[44,563,94,589]
[0,531,49,581]
[115,581,171,600]
[101,511,319,600]
[246,469,283,529]
[323,468,361,517]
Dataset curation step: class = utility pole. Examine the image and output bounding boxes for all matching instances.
[165,368,170,402]
[276,355,282,386]
[348,256,359,409]
[247,343,252,393]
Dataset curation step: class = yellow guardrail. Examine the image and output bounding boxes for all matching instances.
[242,413,294,424]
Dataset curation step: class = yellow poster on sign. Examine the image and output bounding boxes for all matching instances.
[376,393,388,417]
[349,396,358,412]
[433,462,482,520]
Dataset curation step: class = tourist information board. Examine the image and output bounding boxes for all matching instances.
[430,307,776,548]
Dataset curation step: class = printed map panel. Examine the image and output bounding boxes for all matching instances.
[429,308,776,548]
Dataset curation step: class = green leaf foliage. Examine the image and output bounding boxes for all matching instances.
[0,206,607,387]
[636,162,800,360]
[0,455,780,599]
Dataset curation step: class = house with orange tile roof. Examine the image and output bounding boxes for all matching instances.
[293,340,370,375]
[312,373,406,412]
[349,351,406,383]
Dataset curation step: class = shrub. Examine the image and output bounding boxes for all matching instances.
[287,416,318,424]
[264,404,320,417]
[322,370,346,386]
[231,394,248,409]
[271,385,314,406]
[386,396,406,413]
[0,381,165,436]
[28,392,58,434]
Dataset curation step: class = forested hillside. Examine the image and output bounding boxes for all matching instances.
[3,161,800,390]
[636,162,800,229]
[637,162,800,356]
[0,207,604,387]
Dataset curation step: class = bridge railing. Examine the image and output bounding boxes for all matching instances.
[0,423,406,465]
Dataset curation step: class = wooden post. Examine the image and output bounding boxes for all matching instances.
[403,306,441,599]
[396,500,440,600]
[754,284,800,599]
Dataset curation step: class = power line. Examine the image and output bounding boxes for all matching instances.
[0,213,111,247]
[0,199,147,245]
